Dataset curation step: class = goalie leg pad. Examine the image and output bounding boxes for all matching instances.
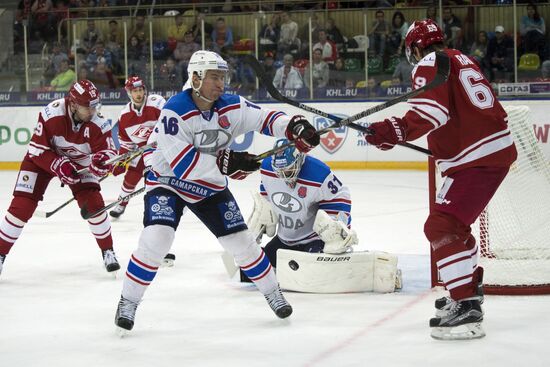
[276,249,400,293]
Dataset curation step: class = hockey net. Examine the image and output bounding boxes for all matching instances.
[429,105,550,295]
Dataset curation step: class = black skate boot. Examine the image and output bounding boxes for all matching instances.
[264,286,293,319]
[102,249,121,273]
[430,297,485,340]
[0,254,5,277]
[435,267,484,317]
[109,202,127,219]
[115,295,139,333]
[161,253,176,267]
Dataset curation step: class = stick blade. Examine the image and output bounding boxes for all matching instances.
[33,210,49,218]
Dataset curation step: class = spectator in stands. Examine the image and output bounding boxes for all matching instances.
[86,41,113,73]
[520,3,546,60]
[53,0,69,41]
[211,17,234,55]
[272,53,304,89]
[157,56,182,90]
[389,11,408,56]
[105,20,123,61]
[442,8,462,50]
[368,10,389,58]
[49,59,76,91]
[91,59,118,89]
[313,29,338,64]
[367,77,383,98]
[203,37,222,55]
[31,0,53,40]
[392,56,413,85]
[277,11,300,59]
[299,12,322,56]
[259,13,281,56]
[95,0,113,18]
[127,35,146,77]
[426,6,438,24]
[486,25,514,82]
[173,31,200,78]
[81,20,103,54]
[130,15,147,45]
[328,56,347,88]
[541,60,550,80]
[261,54,277,85]
[304,48,329,89]
[325,18,344,53]
[168,13,188,43]
[43,41,69,84]
[190,12,213,46]
[469,30,489,75]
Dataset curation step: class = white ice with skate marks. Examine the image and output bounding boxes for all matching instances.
[0,170,548,367]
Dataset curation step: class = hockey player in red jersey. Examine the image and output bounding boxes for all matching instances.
[365,19,517,340]
[109,76,166,219]
[0,80,121,277]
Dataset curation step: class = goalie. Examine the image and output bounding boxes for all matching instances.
[225,139,401,293]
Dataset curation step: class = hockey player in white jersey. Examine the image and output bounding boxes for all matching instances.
[114,50,320,333]
[238,139,402,294]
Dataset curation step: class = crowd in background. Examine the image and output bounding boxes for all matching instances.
[10,0,550,95]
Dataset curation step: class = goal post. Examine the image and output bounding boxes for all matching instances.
[429,105,550,295]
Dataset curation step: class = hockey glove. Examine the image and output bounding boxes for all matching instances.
[216,149,261,180]
[111,162,127,176]
[365,117,406,151]
[89,152,113,177]
[51,156,80,185]
[285,115,320,153]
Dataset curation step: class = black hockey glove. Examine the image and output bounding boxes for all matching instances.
[216,149,261,180]
[285,115,320,153]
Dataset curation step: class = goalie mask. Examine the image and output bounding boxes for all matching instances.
[271,138,305,188]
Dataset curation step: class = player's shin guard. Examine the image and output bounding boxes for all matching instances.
[0,196,37,255]
[121,225,174,303]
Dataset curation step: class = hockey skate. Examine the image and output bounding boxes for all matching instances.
[102,249,121,274]
[161,253,176,267]
[430,297,485,340]
[0,254,5,276]
[264,286,293,319]
[109,203,127,219]
[435,269,484,317]
[115,295,140,335]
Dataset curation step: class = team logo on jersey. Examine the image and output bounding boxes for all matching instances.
[297,186,307,198]
[59,146,88,162]
[149,195,175,222]
[196,129,232,154]
[218,115,231,129]
[314,115,348,154]
[218,200,245,230]
[271,192,302,213]
[132,125,153,139]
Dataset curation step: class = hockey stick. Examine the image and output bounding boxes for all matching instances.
[35,146,153,218]
[75,143,154,175]
[80,186,146,220]
[244,52,450,160]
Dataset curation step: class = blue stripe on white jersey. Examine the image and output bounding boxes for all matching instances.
[299,156,331,184]
[261,111,285,136]
[170,144,199,179]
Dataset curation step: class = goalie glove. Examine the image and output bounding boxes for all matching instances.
[247,192,277,243]
[313,210,358,254]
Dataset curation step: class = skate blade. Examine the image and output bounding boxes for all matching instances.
[161,259,174,268]
[431,322,486,340]
[116,326,130,338]
[394,269,403,291]
[108,270,118,279]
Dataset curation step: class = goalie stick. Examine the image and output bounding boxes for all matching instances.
[244,52,450,160]
[35,145,153,218]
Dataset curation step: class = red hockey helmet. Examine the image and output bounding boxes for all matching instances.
[68,79,100,108]
[124,76,146,92]
[405,19,444,65]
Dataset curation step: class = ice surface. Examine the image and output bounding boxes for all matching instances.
[0,170,547,367]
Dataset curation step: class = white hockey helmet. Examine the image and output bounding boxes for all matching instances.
[187,50,228,83]
[271,138,305,188]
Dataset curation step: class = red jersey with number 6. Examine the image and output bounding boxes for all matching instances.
[401,49,517,176]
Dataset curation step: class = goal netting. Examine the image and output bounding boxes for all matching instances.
[430,105,550,295]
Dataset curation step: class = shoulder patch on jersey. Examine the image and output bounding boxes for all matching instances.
[42,98,66,120]
[299,156,330,183]
[418,51,436,67]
